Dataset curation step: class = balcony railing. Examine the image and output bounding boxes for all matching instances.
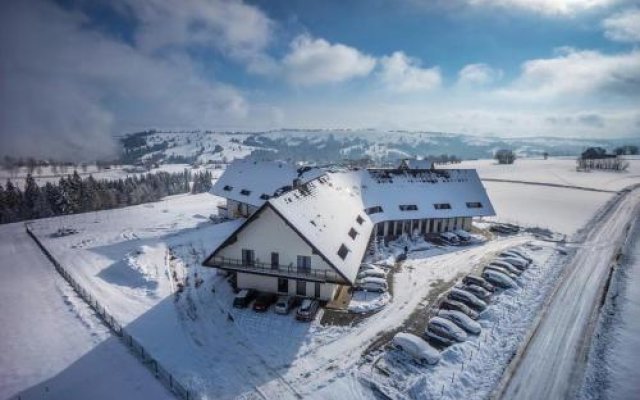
[207,256,345,283]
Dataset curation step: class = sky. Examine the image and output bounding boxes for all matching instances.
[0,0,639,160]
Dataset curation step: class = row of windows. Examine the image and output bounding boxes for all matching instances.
[241,249,312,272]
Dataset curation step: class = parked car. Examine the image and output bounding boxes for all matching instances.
[440,232,460,245]
[454,229,472,242]
[357,269,386,280]
[497,256,529,271]
[437,309,482,334]
[360,263,385,272]
[274,296,297,315]
[484,265,518,280]
[500,249,532,263]
[355,277,388,292]
[482,269,517,288]
[426,316,467,342]
[253,292,277,312]
[490,223,520,234]
[462,275,495,292]
[392,332,441,365]
[439,299,478,319]
[232,289,256,308]
[296,299,320,322]
[460,283,491,301]
[448,288,487,311]
[490,260,523,275]
[424,329,456,346]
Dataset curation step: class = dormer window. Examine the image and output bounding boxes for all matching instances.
[356,215,364,225]
[348,228,358,240]
[434,203,451,210]
[365,206,383,215]
[466,202,482,208]
[399,204,418,211]
[240,189,251,196]
[338,244,349,260]
[223,185,233,191]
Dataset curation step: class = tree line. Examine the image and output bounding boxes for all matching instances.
[0,169,214,224]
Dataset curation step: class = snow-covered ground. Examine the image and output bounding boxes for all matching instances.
[11,157,640,399]
[0,223,173,400]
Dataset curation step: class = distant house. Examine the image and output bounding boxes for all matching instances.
[203,160,495,301]
[577,148,628,171]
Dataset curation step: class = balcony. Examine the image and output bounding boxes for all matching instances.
[206,256,345,284]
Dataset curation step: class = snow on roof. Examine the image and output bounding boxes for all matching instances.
[211,158,323,207]
[269,174,374,284]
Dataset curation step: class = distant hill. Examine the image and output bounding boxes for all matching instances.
[119,129,640,165]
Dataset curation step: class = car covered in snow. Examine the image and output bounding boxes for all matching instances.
[497,256,529,271]
[462,275,495,292]
[439,299,479,319]
[490,260,522,275]
[232,289,257,308]
[253,292,277,312]
[440,232,460,245]
[484,264,518,280]
[482,269,517,288]
[460,283,491,301]
[357,268,386,280]
[295,299,320,322]
[437,309,482,334]
[355,277,388,292]
[490,223,520,234]
[448,288,487,311]
[274,295,297,315]
[502,248,532,263]
[392,332,441,365]
[426,316,467,343]
[453,229,473,242]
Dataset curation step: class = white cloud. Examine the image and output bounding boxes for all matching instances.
[603,8,640,42]
[502,47,640,99]
[379,52,442,92]
[457,63,503,86]
[282,35,376,86]
[465,0,621,16]
[0,0,251,161]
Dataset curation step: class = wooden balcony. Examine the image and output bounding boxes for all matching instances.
[206,255,345,284]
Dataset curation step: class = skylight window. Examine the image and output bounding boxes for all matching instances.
[365,206,383,215]
[223,185,233,191]
[348,228,358,240]
[399,204,418,211]
[356,215,364,225]
[240,189,251,196]
[338,244,349,260]
[466,202,482,208]
[434,203,451,210]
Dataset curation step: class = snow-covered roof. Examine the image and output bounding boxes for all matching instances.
[269,174,375,284]
[210,158,323,207]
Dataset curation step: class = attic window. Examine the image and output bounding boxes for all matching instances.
[365,206,383,215]
[399,204,418,211]
[434,203,452,210]
[348,228,358,240]
[356,215,364,225]
[337,244,349,260]
[466,202,482,208]
[260,194,270,200]
[223,185,233,191]
[240,189,251,196]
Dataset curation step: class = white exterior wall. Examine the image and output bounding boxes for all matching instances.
[237,273,337,301]
[218,206,337,277]
[226,199,259,218]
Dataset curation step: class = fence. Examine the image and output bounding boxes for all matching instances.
[25,224,193,400]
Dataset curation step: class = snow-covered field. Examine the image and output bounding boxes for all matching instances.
[7,157,640,399]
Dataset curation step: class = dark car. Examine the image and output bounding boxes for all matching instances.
[462,275,495,292]
[252,292,277,312]
[232,289,256,308]
[295,299,320,322]
[439,299,478,319]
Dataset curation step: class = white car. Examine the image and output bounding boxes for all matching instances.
[441,231,460,244]
[448,288,487,311]
[357,269,386,280]
[460,283,491,301]
[437,309,482,334]
[392,332,441,365]
[497,256,529,270]
[355,277,388,292]
[490,260,522,275]
[482,269,517,288]
[426,316,467,342]
[484,264,518,280]
[504,248,533,262]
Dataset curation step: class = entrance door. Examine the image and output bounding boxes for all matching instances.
[314,282,321,298]
[296,280,306,296]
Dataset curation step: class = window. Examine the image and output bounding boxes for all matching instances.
[338,244,349,260]
[356,215,364,225]
[434,203,452,210]
[271,252,279,270]
[365,206,383,215]
[297,255,311,273]
[223,185,233,191]
[241,249,255,266]
[240,189,251,196]
[278,278,288,293]
[466,202,482,208]
[260,194,270,200]
[376,223,385,236]
[348,228,358,240]
[315,282,321,298]
[296,280,306,296]
[399,204,418,211]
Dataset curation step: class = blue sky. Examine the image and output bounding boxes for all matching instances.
[1,0,639,159]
